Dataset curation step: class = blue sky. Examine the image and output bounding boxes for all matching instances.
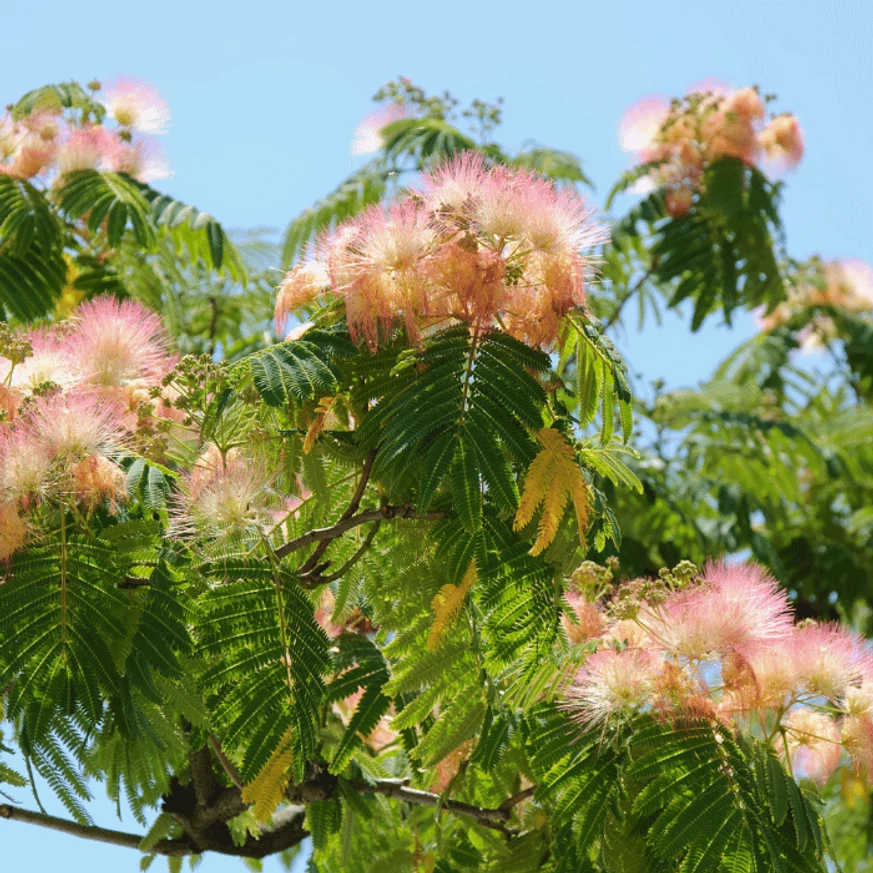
[2,0,872,870]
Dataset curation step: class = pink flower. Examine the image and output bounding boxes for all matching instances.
[781,709,841,784]
[350,103,405,156]
[275,262,331,335]
[562,593,605,644]
[28,391,128,464]
[759,114,804,174]
[102,77,170,134]
[174,452,278,540]
[70,453,127,512]
[0,426,55,506]
[0,327,79,396]
[0,502,27,561]
[112,137,173,182]
[566,647,661,727]
[790,623,872,699]
[67,296,171,388]
[618,97,670,156]
[56,126,123,175]
[644,562,792,661]
[724,87,765,121]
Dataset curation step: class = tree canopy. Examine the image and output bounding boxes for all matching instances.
[1,76,872,872]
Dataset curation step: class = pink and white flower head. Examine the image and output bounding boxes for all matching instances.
[791,623,872,699]
[562,592,605,644]
[112,137,173,182]
[175,453,277,541]
[759,114,804,174]
[781,708,841,784]
[0,114,25,161]
[825,259,873,312]
[56,126,123,176]
[102,77,170,134]
[329,200,438,347]
[56,125,112,172]
[566,647,661,727]
[0,427,55,506]
[724,87,765,121]
[0,502,27,561]
[275,262,331,335]
[28,391,127,464]
[350,102,405,156]
[5,135,57,180]
[67,296,171,388]
[618,96,670,157]
[70,453,127,512]
[644,562,792,661]
[0,327,79,396]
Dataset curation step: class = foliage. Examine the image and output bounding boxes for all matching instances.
[0,75,872,873]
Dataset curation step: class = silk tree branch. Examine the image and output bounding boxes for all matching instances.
[274,504,449,560]
[350,779,515,833]
[0,804,193,856]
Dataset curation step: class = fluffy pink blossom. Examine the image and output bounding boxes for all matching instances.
[643,562,792,661]
[112,137,173,182]
[566,647,661,726]
[0,502,27,561]
[562,592,605,644]
[174,452,277,540]
[791,623,872,699]
[618,97,670,156]
[759,114,804,174]
[102,77,171,134]
[284,154,603,349]
[274,262,331,335]
[0,327,80,396]
[70,453,127,512]
[56,126,123,175]
[67,296,171,388]
[328,199,439,347]
[781,709,841,784]
[0,426,56,506]
[350,103,406,156]
[27,391,127,464]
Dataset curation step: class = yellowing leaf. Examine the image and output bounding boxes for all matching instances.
[427,561,477,651]
[514,428,590,556]
[303,396,335,454]
[241,728,294,823]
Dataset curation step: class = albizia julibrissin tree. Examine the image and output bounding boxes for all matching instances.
[1,77,873,872]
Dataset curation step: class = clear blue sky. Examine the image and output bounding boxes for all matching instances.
[2,1,872,870]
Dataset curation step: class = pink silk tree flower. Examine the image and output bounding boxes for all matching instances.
[781,709,842,785]
[350,103,405,156]
[618,97,671,157]
[0,502,27,561]
[56,125,123,175]
[102,77,171,134]
[112,137,173,182]
[67,296,172,388]
[759,114,804,174]
[566,647,661,727]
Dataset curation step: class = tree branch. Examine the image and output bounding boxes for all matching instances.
[350,779,513,833]
[274,505,448,560]
[296,451,376,576]
[299,521,381,588]
[0,804,193,857]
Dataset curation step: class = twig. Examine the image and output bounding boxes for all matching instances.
[351,779,513,833]
[208,736,244,791]
[274,505,448,560]
[499,786,536,811]
[296,452,376,576]
[301,521,381,587]
[602,268,655,331]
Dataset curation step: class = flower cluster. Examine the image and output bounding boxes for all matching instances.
[564,562,873,784]
[756,259,873,351]
[276,154,605,349]
[0,296,178,560]
[0,77,171,184]
[619,85,804,216]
